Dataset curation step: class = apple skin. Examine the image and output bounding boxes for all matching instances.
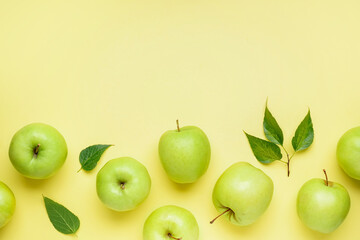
[297,178,350,234]
[9,123,68,179]
[96,157,151,212]
[0,181,16,229]
[337,126,360,180]
[212,162,273,226]
[159,125,211,183]
[143,205,199,240]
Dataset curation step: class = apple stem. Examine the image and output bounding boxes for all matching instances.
[176,119,180,132]
[168,233,181,240]
[323,169,329,186]
[33,144,40,157]
[210,208,231,224]
[120,182,126,190]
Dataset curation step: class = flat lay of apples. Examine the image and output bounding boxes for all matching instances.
[1,101,360,239]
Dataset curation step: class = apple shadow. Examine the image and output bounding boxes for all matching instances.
[93,194,147,222]
[0,214,17,239]
[0,225,11,238]
[210,215,330,240]
[18,169,65,189]
[338,167,360,190]
[19,177,50,189]
[93,201,151,234]
[168,180,197,192]
[209,215,263,237]
[295,219,337,240]
[99,206,129,222]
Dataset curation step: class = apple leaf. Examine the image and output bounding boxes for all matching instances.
[43,196,80,235]
[244,132,282,164]
[79,144,113,172]
[292,110,314,152]
[263,102,284,145]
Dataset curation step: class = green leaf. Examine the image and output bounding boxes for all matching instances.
[79,144,113,172]
[292,110,314,151]
[263,102,284,145]
[43,196,80,235]
[244,132,283,164]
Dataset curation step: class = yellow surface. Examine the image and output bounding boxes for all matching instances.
[0,0,360,239]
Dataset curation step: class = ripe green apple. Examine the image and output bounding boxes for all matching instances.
[337,126,360,180]
[211,162,273,226]
[0,181,16,229]
[143,205,199,240]
[297,170,350,234]
[158,120,211,183]
[9,123,68,179]
[96,157,151,212]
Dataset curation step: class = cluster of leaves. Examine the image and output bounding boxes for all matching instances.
[244,101,314,176]
[44,144,112,235]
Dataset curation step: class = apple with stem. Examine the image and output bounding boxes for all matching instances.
[297,169,350,233]
[0,181,16,229]
[143,205,199,240]
[159,120,211,184]
[96,157,151,211]
[9,123,67,179]
[337,126,360,179]
[210,162,273,226]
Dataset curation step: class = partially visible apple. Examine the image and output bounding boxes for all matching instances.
[0,181,16,229]
[337,126,360,179]
[9,123,68,179]
[297,170,350,233]
[158,120,211,183]
[211,162,273,226]
[143,205,199,240]
[96,157,151,212]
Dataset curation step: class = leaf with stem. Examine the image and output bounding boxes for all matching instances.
[78,144,113,172]
[244,132,282,164]
[292,110,314,152]
[43,196,80,235]
[263,101,284,145]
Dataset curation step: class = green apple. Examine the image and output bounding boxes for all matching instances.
[96,157,151,211]
[143,205,199,240]
[211,162,273,226]
[158,120,211,183]
[337,126,360,180]
[9,123,67,179]
[0,181,16,229]
[297,169,350,234]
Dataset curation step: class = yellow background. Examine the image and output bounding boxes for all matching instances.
[0,0,360,239]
